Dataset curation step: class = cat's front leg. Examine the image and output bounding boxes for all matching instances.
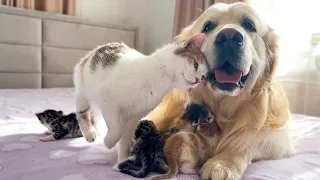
[118,119,139,163]
[101,108,122,149]
[75,94,97,143]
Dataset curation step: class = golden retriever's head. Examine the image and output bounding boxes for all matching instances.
[176,2,278,96]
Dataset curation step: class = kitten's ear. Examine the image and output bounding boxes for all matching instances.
[183,33,206,48]
[58,111,63,115]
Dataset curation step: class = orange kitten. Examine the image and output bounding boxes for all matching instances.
[152,104,221,180]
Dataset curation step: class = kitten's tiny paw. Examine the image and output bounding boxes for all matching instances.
[39,136,55,142]
[83,127,97,143]
[44,131,51,135]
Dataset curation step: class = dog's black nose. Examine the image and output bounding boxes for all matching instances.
[215,28,243,47]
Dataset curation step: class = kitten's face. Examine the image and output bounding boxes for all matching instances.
[182,103,215,127]
[174,33,208,89]
[197,108,215,126]
[35,109,63,124]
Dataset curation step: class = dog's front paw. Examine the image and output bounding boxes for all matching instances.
[83,127,97,143]
[200,159,240,180]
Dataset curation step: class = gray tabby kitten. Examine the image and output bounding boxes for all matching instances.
[35,109,92,142]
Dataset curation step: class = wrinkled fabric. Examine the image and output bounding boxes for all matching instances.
[0,88,319,180]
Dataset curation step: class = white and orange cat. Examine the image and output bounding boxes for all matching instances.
[73,33,208,162]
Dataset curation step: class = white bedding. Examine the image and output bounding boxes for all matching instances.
[0,88,319,180]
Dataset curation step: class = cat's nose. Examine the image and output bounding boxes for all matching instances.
[195,77,200,84]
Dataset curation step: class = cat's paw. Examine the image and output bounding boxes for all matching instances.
[112,163,121,171]
[44,130,51,135]
[118,151,130,163]
[39,135,55,142]
[104,132,121,149]
[83,127,97,143]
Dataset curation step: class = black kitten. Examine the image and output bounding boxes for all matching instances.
[181,103,215,132]
[35,109,93,142]
[118,120,168,178]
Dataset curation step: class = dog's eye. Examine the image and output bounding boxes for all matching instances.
[242,19,256,32]
[194,61,198,70]
[202,22,216,33]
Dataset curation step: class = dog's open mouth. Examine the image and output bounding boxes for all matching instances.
[207,63,249,92]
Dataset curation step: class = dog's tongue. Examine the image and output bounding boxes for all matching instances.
[214,69,242,83]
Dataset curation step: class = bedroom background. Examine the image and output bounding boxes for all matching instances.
[1,0,319,117]
[2,0,318,116]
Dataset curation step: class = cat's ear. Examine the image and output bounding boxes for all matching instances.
[58,111,63,115]
[183,33,206,48]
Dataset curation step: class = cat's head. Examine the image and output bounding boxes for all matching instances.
[173,33,208,89]
[35,109,63,124]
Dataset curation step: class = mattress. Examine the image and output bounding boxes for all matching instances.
[0,88,320,180]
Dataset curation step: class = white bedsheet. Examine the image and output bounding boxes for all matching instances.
[0,88,319,180]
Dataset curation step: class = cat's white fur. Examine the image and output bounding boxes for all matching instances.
[73,34,207,162]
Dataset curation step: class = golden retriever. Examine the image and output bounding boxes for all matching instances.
[148,2,295,180]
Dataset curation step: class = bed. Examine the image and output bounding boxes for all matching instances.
[1,5,320,180]
[0,88,320,180]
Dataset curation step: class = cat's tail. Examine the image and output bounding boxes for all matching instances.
[151,154,178,180]
[118,158,150,178]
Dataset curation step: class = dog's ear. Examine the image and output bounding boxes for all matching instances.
[262,27,279,82]
[252,27,279,94]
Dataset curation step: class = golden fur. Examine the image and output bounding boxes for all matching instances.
[148,2,295,180]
